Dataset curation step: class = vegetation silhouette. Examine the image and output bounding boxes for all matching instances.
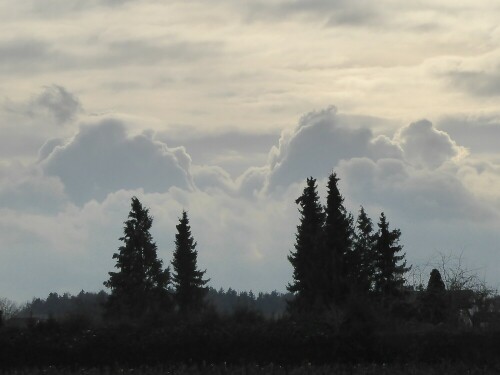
[171,211,209,315]
[103,197,171,320]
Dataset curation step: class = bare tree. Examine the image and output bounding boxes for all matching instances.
[435,251,494,294]
[0,297,19,320]
[410,251,494,293]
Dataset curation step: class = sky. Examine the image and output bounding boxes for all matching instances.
[1,0,500,303]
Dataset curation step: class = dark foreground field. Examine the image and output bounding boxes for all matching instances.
[2,319,500,369]
[0,364,499,375]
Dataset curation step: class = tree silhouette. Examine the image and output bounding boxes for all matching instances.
[287,177,325,313]
[171,211,209,314]
[373,212,410,298]
[104,196,171,319]
[427,268,446,293]
[352,206,376,294]
[421,268,448,323]
[323,172,353,307]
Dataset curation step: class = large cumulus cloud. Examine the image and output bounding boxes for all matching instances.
[263,106,402,192]
[41,119,194,205]
[257,106,471,195]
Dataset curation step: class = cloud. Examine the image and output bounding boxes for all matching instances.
[41,119,194,205]
[252,107,473,196]
[0,86,81,160]
[234,0,381,26]
[0,161,68,214]
[3,85,81,126]
[0,175,67,214]
[102,39,222,66]
[0,129,47,159]
[0,39,54,72]
[337,157,495,222]
[262,106,402,192]
[32,85,81,125]
[438,115,500,154]
[158,129,278,177]
[2,104,500,302]
[191,165,237,194]
[0,38,75,75]
[28,0,137,17]
[429,51,500,98]
[395,119,468,169]
[38,138,65,162]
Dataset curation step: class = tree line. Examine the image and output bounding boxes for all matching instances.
[18,288,291,322]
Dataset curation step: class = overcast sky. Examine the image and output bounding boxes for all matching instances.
[1,0,500,302]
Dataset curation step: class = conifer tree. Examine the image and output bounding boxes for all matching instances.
[352,206,376,294]
[373,212,410,298]
[427,269,446,293]
[287,177,325,312]
[171,211,209,314]
[323,173,353,306]
[104,197,171,319]
[421,269,447,323]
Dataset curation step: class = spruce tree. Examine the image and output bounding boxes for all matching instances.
[104,197,170,319]
[421,269,447,323]
[373,212,410,298]
[427,269,446,293]
[171,211,209,314]
[287,177,325,313]
[352,206,376,294]
[323,172,353,306]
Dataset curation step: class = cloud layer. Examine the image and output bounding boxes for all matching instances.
[1,0,500,301]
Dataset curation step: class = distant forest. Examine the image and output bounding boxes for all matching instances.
[19,288,291,321]
[1,172,499,368]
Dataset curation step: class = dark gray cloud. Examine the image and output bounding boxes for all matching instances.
[42,119,193,205]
